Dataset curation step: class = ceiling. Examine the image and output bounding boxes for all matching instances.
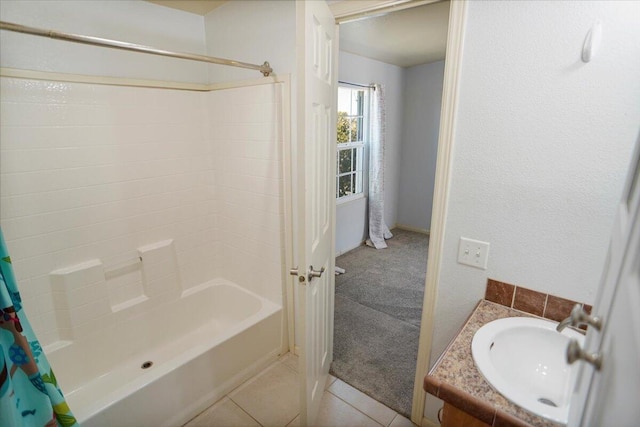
[146,0,226,15]
[339,1,450,67]
[144,0,449,68]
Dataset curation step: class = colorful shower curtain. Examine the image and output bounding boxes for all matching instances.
[0,228,78,427]
[366,83,393,249]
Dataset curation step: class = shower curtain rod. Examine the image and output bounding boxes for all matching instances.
[0,21,273,77]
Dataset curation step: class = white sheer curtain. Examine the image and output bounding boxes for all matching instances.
[366,83,393,249]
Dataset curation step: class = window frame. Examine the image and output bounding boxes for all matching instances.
[336,85,370,203]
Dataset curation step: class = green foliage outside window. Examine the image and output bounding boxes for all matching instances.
[337,111,359,144]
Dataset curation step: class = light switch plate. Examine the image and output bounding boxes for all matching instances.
[458,237,490,269]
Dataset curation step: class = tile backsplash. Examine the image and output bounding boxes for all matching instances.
[485,278,592,322]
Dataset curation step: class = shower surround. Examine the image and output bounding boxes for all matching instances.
[0,76,287,425]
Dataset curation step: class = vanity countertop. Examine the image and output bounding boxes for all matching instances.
[423,299,564,427]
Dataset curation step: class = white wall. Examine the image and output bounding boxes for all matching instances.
[207,84,285,304]
[0,77,286,347]
[425,0,640,420]
[203,0,296,83]
[0,0,207,83]
[335,197,367,255]
[397,60,445,232]
[0,78,214,346]
[336,51,405,253]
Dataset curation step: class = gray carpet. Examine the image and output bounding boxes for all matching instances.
[331,229,428,417]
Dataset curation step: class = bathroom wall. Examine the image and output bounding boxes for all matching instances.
[0,77,285,347]
[0,0,207,83]
[336,51,405,254]
[207,84,285,304]
[203,0,296,83]
[397,60,445,233]
[0,78,214,346]
[425,0,640,421]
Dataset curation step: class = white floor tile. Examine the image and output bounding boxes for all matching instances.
[185,397,260,427]
[286,391,382,427]
[184,357,405,427]
[389,414,418,427]
[280,352,299,373]
[328,380,396,426]
[229,361,299,427]
[325,374,337,390]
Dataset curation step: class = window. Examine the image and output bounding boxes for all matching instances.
[337,86,369,200]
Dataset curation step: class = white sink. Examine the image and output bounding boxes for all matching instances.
[471,317,585,424]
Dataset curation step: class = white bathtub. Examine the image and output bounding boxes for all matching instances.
[46,278,283,427]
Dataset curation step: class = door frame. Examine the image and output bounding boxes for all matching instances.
[327,1,469,425]
[288,0,468,424]
[410,2,467,424]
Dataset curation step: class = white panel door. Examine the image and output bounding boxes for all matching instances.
[295,0,337,426]
[568,137,640,426]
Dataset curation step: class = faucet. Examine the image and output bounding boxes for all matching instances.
[556,315,574,332]
[556,304,602,332]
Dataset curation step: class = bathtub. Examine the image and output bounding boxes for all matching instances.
[45,278,283,427]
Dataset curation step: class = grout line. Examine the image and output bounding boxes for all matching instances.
[279,354,299,374]
[227,397,265,427]
[283,412,299,427]
[542,293,549,318]
[327,390,387,427]
[1,172,208,215]
[326,374,338,389]
[389,413,403,427]
[510,285,517,308]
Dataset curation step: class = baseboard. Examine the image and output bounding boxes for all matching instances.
[394,224,431,236]
[335,240,366,257]
[422,416,439,427]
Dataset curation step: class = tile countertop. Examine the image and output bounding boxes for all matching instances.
[423,299,565,427]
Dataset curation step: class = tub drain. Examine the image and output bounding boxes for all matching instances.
[538,398,557,407]
[141,361,153,369]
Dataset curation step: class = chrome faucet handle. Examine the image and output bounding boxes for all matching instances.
[569,303,603,331]
[566,339,602,370]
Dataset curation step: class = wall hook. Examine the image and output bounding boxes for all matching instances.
[582,21,602,63]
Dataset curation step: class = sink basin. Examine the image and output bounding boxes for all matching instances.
[471,317,585,424]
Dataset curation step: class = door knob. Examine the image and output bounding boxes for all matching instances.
[290,267,306,283]
[566,339,602,370]
[308,265,325,281]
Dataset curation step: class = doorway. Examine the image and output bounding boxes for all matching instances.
[331,0,450,418]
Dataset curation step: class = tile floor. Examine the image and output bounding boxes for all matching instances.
[184,353,418,427]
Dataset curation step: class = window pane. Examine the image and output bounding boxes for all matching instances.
[337,111,350,143]
[354,170,362,194]
[353,147,359,171]
[351,90,364,115]
[351,173,355,195]
[338,87,352,114]
[338,149,352,174]
[337,86,369,199]
[348,118,362,142]
[338,174,352,197]
[356,116,364,141]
